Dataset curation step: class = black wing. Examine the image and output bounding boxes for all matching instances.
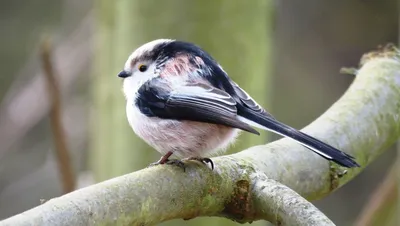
[229,81,274,118]
[135,78,260,135]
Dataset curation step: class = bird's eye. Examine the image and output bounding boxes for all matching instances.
[138,64,148,72]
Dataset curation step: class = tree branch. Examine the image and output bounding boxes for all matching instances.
[0,13,93,159]
[251,173,335,225]
[1,46,400,225]
[40,37,76,193]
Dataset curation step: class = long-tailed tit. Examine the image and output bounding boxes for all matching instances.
[117,39,359,169]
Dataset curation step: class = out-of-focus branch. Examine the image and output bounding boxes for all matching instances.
[354,163,397,226]
[0,13,93,159]
[40,38,75,193]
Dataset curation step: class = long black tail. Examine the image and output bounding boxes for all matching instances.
[239,110,360,168]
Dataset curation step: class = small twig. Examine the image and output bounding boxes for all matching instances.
[354,163,397,226]
[339,67,358,75]
[0,13,93,159]
[40,37,75,193]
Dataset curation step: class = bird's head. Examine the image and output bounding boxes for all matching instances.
[117,39,174,99]
[117,39,174,79]
[117,39,222,99]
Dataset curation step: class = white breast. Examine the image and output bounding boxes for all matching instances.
[126,100,240,158]
[126,100,180,155]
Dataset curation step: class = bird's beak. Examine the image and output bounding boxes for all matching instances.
[117,70,132,78]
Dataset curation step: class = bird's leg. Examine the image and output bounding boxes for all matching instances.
[184,157,214,170]
[158,151,173,164]
[149,151,173,167]
[149,151,186,170]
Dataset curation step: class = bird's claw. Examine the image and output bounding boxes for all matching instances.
[148,156,213,171]
[184,157,214,170]
[148,159,186,171]
[148,161,160,167]
[165,159,186,170]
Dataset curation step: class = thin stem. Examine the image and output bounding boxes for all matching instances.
[40,37,75,193]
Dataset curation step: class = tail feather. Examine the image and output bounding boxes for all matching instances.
[237,111,360,168]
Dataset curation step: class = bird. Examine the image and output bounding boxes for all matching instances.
[117,39,360,170]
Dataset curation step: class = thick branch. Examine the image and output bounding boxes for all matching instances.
[1,47,400,225]
[251,173,335,226]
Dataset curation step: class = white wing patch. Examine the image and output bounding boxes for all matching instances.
[171,83,237,114]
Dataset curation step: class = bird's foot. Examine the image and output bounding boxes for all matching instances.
[183,157,214,170]
[165,159,186,170]
[148,159,186,171]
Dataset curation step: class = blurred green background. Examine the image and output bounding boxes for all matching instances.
[0,0,397,225]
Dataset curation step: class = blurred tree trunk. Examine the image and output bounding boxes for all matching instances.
[91,0,273,225]
[90,0,156,181]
